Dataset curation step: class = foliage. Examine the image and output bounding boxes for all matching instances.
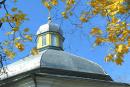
[42,0,130,65]
[0,0,38,62]
[0,0,130,65]
[89,0,130,65]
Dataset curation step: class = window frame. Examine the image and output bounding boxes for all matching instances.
[51,34,57,46]
[42,35,46,46]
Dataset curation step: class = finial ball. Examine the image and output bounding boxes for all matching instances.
[48,17,51,21]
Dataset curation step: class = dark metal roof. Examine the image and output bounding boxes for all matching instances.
[40,49,107,75]
[0,49,108,80]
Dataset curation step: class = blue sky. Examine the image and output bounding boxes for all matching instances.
[1,0,130,83]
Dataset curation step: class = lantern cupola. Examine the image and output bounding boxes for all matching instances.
[36,17,64,51]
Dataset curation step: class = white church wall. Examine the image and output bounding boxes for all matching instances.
[36,76,128,87]
[1,75,129,87]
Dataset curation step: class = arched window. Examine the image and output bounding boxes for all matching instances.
[42,35,46,46]
[51,34,57,46]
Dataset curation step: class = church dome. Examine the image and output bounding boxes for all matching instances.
[40,49,106,75]
[36,20,63,35]
[36,17,64,51]
[0,17,112,82]
[0,49,112,81]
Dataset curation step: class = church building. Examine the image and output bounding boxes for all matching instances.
[0,17,129,87]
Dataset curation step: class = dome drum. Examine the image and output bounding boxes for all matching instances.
[37,29,64,51]
[37,31,64,40]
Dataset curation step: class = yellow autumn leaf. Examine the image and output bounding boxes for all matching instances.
[116,53,124,58]
[105,54,113,62]
[25,35,32,41]
[108,34,117,42]
[61,12,68,19]
[43,1,52,10]
[66,5,72,11]
[31,47,39,55]
[115,44,124,53]
[80,16,87,22]
[51,0,58,5]
[128,36,130,47]
[5,32,14,35]
[111,17,120,23]
[24,28,29,32]
[1,17,5,22]
[4,49,15,59]
[119,37,125,41]
[115,44,129,53]
[66,0,75,5]
[90,1,97,7]
[92,9,99,15]
[119,5,128,14]
[90,28,102,35]
[14,37,21,42]
[128,41,130,47]
[115,58,123,65]
[15,42,24,51]
[12,27,19,32]
[122,30,129,37]
[11,7,17,12]
[6,14,11,17]
[95,37,105,45]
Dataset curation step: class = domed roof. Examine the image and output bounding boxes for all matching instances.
[40,49,106,75]
[0,49,109,80]
[36,20,63,35]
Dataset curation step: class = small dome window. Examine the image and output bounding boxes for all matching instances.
[60,39,63,48]
[51,34,57,46]
[36,21,64,50]
[42,35,46,46]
